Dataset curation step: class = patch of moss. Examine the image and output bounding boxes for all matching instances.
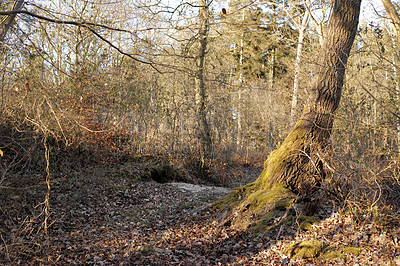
[299,216,318,231]
[128,154,138,161]
[242,185,296,233]
[283,239,323,259]
[251,210,277,234]
[242,184,295,214]
[318,246,364,260]
[212,182,256,210]
[213,182,296,234]
[342,246,364,255]
[322,250,346,260]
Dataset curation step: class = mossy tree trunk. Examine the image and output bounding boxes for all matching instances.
[215,0,362,231]
[257,0,361,193]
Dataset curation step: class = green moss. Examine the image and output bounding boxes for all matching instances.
[213,182,296,233]
[212,116,310,233]
[322,250,346,260]
[242,184,295,213]
[251,210,277,234]
[212,182,255,210]
[342,246,364,255]
[256,117,308,188]
[318,246,364,260]
[283,239,323,259]
[299,216,318,231]
[242,185,295,233]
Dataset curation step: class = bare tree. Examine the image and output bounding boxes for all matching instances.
[381,0,400,152]
[290,1,310,126]
[195,0,212,166]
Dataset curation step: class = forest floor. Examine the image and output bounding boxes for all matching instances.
[1,155,400,265]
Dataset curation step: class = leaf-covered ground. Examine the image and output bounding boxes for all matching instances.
[1,163,400,265]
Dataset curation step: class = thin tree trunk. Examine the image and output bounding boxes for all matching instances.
[370,58,377,156]
[306,0,326,46]
[392,44,400,153]
[0,0,24,44]
[269,48,276,90]
[237,9,245,151]
[381,0,400,34]
[290,7,310,127]
[195,0,212,165]
[381,0,400,152]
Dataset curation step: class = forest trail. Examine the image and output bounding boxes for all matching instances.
[1,165,399,265]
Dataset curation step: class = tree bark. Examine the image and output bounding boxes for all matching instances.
[0,0,24,44]
[195,0,212,165]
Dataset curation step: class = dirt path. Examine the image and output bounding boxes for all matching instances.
[1,172,400,265]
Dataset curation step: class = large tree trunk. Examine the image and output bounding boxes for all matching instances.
[259,0,361,192]
[215,0,361,231]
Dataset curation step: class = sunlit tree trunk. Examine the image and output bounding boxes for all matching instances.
[269,47,276,90]
[290,7,310,127]
[387,36,400,153]
[237,8,245,151]
[381,0,400,30]
[381,0,400,153]
[195,0,212,165]
[307,1,329,46]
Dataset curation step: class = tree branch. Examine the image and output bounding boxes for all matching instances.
[0,0,24,43]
